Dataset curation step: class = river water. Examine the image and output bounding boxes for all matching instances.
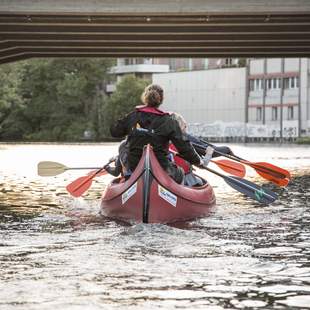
[0,143,310,310]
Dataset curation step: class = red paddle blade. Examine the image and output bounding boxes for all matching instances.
[66,175,93,197]
[253,169,290,187]
[212,159,246,178]
[270,177,290,187]
[66,169,107,197]
[248,161,291,180]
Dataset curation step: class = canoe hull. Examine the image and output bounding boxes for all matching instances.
[100,145,215,224]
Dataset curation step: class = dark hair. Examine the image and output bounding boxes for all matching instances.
[141,84,164,107]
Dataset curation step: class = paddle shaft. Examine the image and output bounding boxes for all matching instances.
[65,167,101,171]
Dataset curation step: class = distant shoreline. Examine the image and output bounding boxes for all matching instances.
[0,141,309,146]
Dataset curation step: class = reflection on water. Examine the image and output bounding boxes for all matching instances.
[0,143,310,309]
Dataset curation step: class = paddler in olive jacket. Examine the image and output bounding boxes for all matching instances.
[109,84,212,184]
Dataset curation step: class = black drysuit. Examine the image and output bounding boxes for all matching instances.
[110,108,201,183]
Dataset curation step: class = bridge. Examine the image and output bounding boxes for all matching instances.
[1,0,310,64]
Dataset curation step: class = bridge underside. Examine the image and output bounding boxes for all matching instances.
[1,1,310,64]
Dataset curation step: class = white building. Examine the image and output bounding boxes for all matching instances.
[248,58,310,140]
[153,67,247,141]
[153,58,310,141]
[107,57,242,94]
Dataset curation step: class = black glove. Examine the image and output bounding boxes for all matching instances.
[104,165,118,176]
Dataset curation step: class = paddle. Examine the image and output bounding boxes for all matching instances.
[172,150,278,204]
[210,158,245,178]
[66,169,107,198]
[169,148,245,178]
[197,138,291,186]
[38,161,101,177]
[169,148,246,178]
[200,165,278,204]
[66,157,116,197]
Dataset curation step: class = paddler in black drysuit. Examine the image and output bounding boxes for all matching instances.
[107,84,212,184]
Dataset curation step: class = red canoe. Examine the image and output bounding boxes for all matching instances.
[100,144,216,224]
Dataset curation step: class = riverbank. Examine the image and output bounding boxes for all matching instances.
[1,138,310,145]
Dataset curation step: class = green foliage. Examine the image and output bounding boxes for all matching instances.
[238,58,247,67]
[0,58,114,141]
[102,75,149,135]
[0,59,151,141]
[296,137,310,144]
[0,62,24,139]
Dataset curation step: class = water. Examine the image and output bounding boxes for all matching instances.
[0,143,310,310]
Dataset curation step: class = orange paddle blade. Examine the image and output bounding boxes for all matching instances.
[211,159,246,178]
[252,170,290,187]
[269,177,290,187]
[66,175,93,197]
[246,161,291,180]
[66,169,107,197]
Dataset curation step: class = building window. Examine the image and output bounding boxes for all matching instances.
[124,58,137,65]
[267,78,281,90]
[249,79,254,91]
[256,107,262,121]
[284,77,299,89]
[249,78,264,91]
[256,79,262,90]
[273,78,280,89]
[284,78,290,89]
[272,107,278,121]
[144,58,152,65]
[288,106,294,120]
[255,79,260,90]
[267,79,272,89]
[225,58,233,66]
[170,58,177,71]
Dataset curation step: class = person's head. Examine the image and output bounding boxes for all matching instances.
[141,84,164,108]
[171,112,187,133]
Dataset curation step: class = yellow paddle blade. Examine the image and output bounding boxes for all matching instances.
[37,161,67,176]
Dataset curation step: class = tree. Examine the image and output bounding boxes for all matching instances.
[0,62,26,139]
[22,58,114,141]
[102,75,149,137]
[0,58,114,141]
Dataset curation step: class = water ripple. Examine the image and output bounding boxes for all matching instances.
[0,144,310,309]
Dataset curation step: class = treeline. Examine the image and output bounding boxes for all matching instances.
[0,58,148,142]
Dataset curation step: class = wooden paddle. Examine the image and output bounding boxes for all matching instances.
[38,158,115,197]
[37,161,101,176]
